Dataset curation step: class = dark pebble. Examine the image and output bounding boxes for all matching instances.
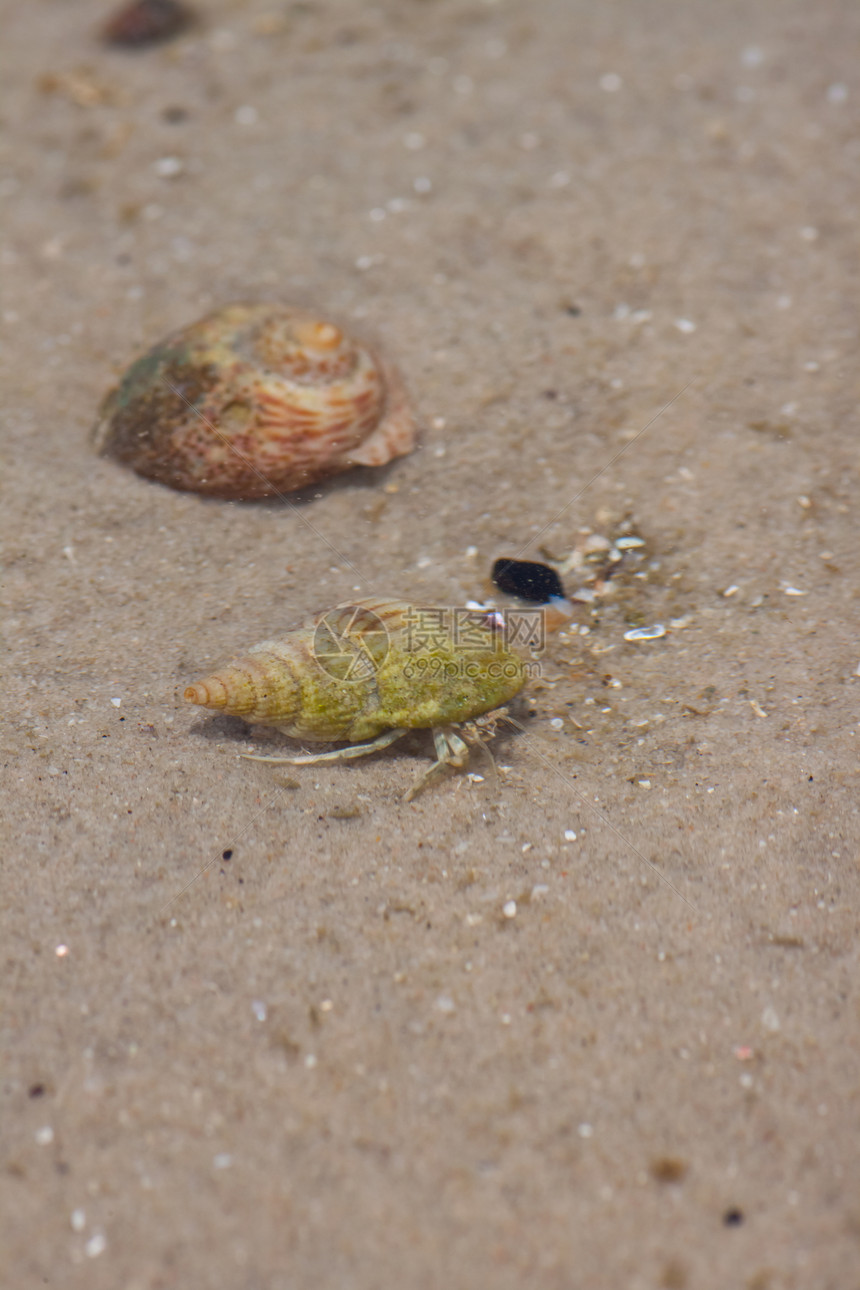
[491,558,565,603]
[102,0,193,48]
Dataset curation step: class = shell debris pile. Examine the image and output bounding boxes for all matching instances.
[93,303,417,499]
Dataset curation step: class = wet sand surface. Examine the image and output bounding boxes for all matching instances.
[2,2,859,1286]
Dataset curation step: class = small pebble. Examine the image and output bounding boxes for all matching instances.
[251,1000,267,1022]
[674,318,697,334]
[153,156,184,178]
[34,1125,54,1145]
[502,900,517,919]
[436,995,456,1014]
[110,697,122,707]
[761,1005,781,1032]
[71,1209,86,1233]
[492,557,565,603]
[55,944,69,957]
[102,0,193,47]
[85,1232,107,1259]
[208,27,237,52]
[577,1122,594,1138]
[740,45,764,67]
[564,829,577,841]
[549,717,564,731]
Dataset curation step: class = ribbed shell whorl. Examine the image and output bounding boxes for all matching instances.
[184,640,302,723]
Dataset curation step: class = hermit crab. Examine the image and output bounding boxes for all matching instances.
[93,303,416,498]
[184,599,529,799]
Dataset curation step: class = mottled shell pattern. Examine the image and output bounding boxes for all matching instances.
[93,303,416,498]
[184,599,527,743]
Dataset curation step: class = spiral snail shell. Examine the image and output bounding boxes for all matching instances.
[93,304,417,498]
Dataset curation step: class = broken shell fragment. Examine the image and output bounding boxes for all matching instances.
[92,303,417,498]
[623,623,667,642]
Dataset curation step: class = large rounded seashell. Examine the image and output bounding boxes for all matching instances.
[92,303,417,498]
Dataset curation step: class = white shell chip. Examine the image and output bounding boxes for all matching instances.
[623,624,667,642]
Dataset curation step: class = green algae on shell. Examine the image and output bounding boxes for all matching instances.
[92,303,417,499]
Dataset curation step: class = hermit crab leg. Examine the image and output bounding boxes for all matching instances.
[403,727,471,802]
[241,727,408,766]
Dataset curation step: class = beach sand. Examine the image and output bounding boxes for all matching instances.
[2,2,858,1285]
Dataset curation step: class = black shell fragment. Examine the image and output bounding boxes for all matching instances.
[491,558,565,603]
